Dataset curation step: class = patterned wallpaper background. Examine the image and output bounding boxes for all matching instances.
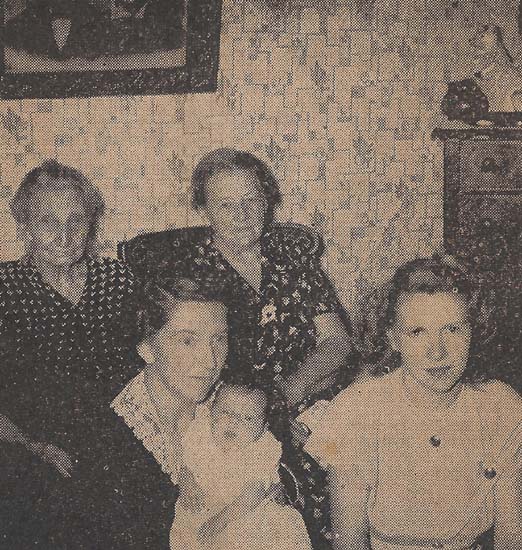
[0,0,519,315]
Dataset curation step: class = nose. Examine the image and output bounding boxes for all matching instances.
[427,332,448,361]
[54,224,69,246]
[194,340,222,379]
[236,201,249,222]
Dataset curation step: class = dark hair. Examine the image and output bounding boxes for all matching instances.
[191,148,282,225]
[136,276,227,342]
[10,159,105,253]
[368,254,495,384]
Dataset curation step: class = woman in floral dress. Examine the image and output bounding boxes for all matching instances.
[119,147,354,548]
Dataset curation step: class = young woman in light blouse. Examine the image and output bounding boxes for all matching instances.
[306,256,522,550]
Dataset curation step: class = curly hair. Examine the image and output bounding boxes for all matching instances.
[10,159,105,254]
[136,276,227,342]
[362,254,496,384]
[191,148,282,225]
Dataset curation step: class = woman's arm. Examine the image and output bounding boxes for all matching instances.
[1,413,32,445]
[284,312,351,407]
[0,413,73,477]
[328,464,371,550]
[494,446,522,549]
[197,480,266,544]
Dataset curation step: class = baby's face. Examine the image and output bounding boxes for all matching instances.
[210,387,267,451]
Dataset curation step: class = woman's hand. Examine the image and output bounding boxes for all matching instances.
[28,441,73,478]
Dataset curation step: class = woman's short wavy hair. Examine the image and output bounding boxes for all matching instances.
[362,254,496,384]
[10,160,105,252]
[191,148,282,225]
[136,276,227,342]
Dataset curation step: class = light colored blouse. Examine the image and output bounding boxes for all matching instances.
[305,368,522,550]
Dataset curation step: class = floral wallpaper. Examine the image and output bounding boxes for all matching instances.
[0,0,520,317]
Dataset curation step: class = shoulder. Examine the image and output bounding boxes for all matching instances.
[474,380,522,421]
[266,222,325,261]
[0,260,29,297]
[325,371,396,417]
[0,260,25,277]
[90,257,135,291]
[117,226,211,265]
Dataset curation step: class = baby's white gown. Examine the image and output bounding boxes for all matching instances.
[170,406,312,550]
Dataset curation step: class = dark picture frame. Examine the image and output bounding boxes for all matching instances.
[0,0,222,99]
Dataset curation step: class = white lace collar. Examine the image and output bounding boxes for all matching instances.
[111,371,179,484]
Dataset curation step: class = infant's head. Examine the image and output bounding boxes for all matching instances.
[210,383,268,451]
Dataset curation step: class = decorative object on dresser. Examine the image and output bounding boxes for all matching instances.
[441,24,522,124]
[432,127,521,393]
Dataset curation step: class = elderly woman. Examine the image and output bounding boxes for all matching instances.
[306,256,522,550]
[119,147,353,547]
[0,160,138,547]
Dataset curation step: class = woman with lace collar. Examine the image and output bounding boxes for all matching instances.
[111,275,229,546]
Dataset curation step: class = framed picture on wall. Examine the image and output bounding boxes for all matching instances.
[0,0,222,99]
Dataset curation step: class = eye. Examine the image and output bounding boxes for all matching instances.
[37,214,56,227]
[410,327,424,336]
[446,324,460,334]
[177,334,195,346]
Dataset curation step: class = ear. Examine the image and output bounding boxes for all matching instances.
[136,340,155,364]
[386,327,400,353]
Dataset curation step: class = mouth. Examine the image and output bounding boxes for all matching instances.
[425,366,453,378]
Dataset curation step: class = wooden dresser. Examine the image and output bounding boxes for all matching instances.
[432,128,521,390]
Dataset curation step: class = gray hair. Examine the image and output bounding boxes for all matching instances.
[10,160,105,252]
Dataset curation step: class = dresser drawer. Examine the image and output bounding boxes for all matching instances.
[460,141,522,193]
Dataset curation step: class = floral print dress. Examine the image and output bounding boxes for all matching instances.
[119,223,351,549]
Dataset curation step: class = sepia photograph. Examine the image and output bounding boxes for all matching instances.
[0,0,521,549]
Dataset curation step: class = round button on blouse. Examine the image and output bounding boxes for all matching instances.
[484,467,496,479]
[429,435,442,447]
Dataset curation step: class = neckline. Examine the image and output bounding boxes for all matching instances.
[206,234,265,296]
[399,369,465,414]
[23,256,92,308]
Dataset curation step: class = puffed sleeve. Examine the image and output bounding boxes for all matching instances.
[488,382,522,478]
[245,430,283,489]
[271,223,347,320]
[305,379,380,484]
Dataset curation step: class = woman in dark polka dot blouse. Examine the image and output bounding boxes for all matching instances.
[0,160,170,548]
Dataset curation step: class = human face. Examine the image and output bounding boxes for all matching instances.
[202,169,268,251]
[25,182,90,269]
[388,292,472,394]
[149,301,228,403]
[210,387,267,451]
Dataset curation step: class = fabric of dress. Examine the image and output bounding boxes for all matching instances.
[305,368,522,550]
[0,257,154,549]
[170,405,312,550]
[111,372,215,548]
[119,223,350,548]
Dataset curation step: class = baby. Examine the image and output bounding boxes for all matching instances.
[170,383,312,550]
